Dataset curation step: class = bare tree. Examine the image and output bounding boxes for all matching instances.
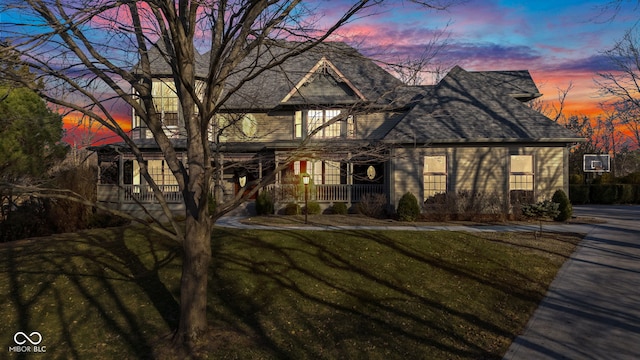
[596,28,640,149]
[592,0,640,22]
[0,0,453,351]
[528,82,573,123]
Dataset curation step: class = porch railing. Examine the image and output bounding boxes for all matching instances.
[97,183,384,205]
[263,184,385,203]
[97,184,183,204]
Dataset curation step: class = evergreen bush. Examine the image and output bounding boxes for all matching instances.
[569,174,583,185]
[551,189,572,222]
[256,191,274,215]
[620,172,640,184]
[521,200,560,220]
[305,201,321,215]
[569,185,589,204]
[589,184,617,204]
[397,192,420,222]
[284,202,301,215]
[331,202,348,215]
[618,184,635,204]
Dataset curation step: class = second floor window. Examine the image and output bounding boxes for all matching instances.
[295,109,354,139]
[152,80,179,127]
[308,109,341,138]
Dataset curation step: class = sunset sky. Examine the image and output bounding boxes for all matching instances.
[5,0,637,144]
[343,0,638,116]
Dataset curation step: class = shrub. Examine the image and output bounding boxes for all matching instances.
[589,184,617,204]
[305,201,321,215]
[256,191,274,215]
[358,193,387,218]
[618,184,635,204]
[620,172,640,184]
[0,198,54,242]
[423,193,454,221]
[424,191,504,221]
[397,192,420,221]
[569,174,583,185]
[592,173,614,184]
[569,185,589,205]
[456,190,503,218]
[521,200,559,220]
[635,185,640,203]
[551,189,572,222]
[331,202,348,215]
[46,166,97,233]
[284,202,301,215]
[87,211,131,229]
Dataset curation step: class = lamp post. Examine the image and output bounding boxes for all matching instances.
[302,173,310,224]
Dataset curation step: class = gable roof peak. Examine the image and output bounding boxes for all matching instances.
[280,56,366,103]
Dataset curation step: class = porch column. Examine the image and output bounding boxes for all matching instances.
[215,153,224,204]
[118,154,124,210]
[347,152,352,207]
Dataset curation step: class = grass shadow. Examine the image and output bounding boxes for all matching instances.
[0,226,180,359]
[206,228,582,359]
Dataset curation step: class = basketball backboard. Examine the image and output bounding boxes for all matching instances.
[583,154,611,173]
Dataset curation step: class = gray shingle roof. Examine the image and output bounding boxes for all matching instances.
[135,41,404,109]
[133,42,582,145]
[218,41,404,109]
[471,70,542,100]
[133,42,209,78]
[384,66,584,144]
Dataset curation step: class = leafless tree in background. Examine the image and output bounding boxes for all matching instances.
[597,29,640,149]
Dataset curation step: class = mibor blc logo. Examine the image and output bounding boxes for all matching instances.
[8,331,46,353]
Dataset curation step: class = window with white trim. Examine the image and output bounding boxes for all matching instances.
[294,110,353,139]
[295,160,342,184]
[152,80,179,127]
[135,160,178,186]
[423,155,447,199]
[510,155,534,191]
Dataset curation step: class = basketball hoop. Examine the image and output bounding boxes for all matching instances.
[583,154,611,174]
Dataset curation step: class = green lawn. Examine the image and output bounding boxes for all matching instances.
[0,226,583,359]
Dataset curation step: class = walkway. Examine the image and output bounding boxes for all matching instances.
[216,216,595,233]
[504,205,640,360]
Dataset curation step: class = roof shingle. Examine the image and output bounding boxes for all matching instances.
[384,66,583,144]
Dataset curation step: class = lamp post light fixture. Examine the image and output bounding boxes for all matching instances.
[302,173,310,224]
[238,174,247,188]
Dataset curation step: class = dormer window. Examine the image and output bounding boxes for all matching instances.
[294,109,354,139]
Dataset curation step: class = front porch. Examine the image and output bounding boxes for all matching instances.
[92,144,390,217]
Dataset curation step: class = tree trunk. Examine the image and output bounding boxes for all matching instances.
[175,206,212,348]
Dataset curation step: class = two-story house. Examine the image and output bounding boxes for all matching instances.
[91,41,583,218]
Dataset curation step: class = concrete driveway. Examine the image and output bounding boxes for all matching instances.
[504,205,640,360]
